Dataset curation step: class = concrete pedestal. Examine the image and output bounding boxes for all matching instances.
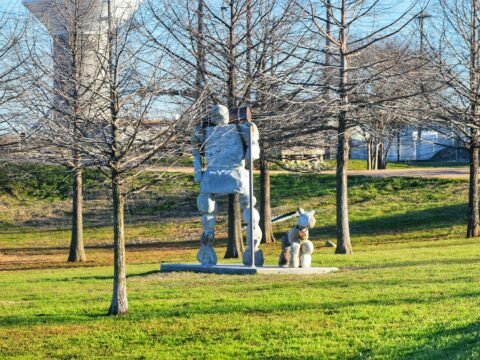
[160,263,339,275]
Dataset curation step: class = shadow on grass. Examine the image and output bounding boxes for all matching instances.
[3,287,479,329]
[128,270,160,278]
[51,270,160,282]
[311,203,466,238]
[387,321,480,360]
[1,240,201,254]
[0,196,198,230]
[346,256,480,271]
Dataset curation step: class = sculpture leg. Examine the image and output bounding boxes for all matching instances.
[300,240,314,268]
[290,242,301,268]
[197,193,218,265]
[240,194,264,267]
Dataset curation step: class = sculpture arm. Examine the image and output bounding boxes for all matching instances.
[241,122,260,161]
[191,126,204,182]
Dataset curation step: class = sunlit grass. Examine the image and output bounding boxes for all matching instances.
[0,169,478,358]
[318,159,469,171]
[1,238,479,359]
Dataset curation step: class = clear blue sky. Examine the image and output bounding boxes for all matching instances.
[0,0,425,19]
[0,0,27,15]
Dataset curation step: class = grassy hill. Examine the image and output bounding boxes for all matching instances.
[0,163,478,358]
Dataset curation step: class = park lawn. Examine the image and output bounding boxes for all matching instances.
[0,173,470,271]
[154,156,470,171]
[0,170,478,358]
[1,237,480,359]
[321,160,469,171]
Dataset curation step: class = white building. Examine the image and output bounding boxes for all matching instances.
[350,128,468,162]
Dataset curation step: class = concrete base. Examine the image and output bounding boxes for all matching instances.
[160,263,339,275]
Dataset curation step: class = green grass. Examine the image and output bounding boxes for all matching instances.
[1,239,480,359]
[322,160,469,171]
[0,163,106,201]
[0,174,468,250]
[270,159,468,172]
[0,166,478,359]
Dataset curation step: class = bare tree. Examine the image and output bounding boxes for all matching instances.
[424,0,480,237]
[76,1,202,315]
[0,6,28,151]
[295,0,421,254]
[353,42,427,170]
[147,0,315,250]
[20,0,119,262]
[22,0,203,315]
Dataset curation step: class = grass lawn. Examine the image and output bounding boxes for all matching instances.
[160,155,470,171]
[323,160,469,171]
[0,167,479,359]
[270,159,469,172]
[1,239,479,359]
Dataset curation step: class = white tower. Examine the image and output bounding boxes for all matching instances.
[23,0,141,118]
[22,0,141,35]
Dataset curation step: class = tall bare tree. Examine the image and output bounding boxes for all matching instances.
[353,41,428,170]
[147,0,314,250]
[89,1,203,315]
[0,6,28,151]
[296,0,421,254]
[424,0,480,237]
[20,0,117,262]
[22,0,203,315]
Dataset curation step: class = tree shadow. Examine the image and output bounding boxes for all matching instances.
[128,270,160,278]
[310,203,466,237]
[1,239,202,254]
[384,321,480,360]
[348,256,480,272]
[2,274,479,352]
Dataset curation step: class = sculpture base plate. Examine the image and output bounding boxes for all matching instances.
[160,264,339,275]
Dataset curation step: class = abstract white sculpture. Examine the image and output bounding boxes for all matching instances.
[191,104,264,266]
[279,209,316,268]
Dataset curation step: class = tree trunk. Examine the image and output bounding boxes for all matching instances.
[324,0,331,96]
[397,132,401,162]
[224,1,243,259]
[68,165,86,262]
[260,148,275,243]
[467,145,480,238]
[374,143,380,170]
[367,138,373,170]
[246,0,252,101]
[196,0,205,95]
[109,179,128,316]
[335,125,353,254]
[225,194,243,258]
[335,0,352,255]
[467,1,480,238]
[378,143,387,170]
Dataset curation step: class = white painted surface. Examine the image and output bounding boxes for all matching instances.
[160,264,339,275]
[23,0,141,34]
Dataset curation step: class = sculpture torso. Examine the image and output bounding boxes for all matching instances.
[203,125,245,169]
[198,124,249,195]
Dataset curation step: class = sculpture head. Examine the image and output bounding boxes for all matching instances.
[209,104,229,125]
[297,208,316,229]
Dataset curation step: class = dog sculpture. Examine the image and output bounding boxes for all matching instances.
[278,209,316,268]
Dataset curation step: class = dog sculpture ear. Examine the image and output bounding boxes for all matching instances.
[307,210,316,228]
